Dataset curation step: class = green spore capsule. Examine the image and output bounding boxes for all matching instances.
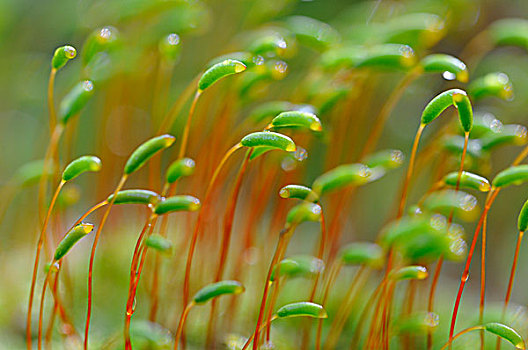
[381,216,441,247]
[82,26,119,65]
[399,224,453,262]
[269,111,322,131]
[452,91,473,133]
[124,134,176,175]
[159,33,181,62]
[14,160,56,187]
[43,261,59,274]
[106,189,160,206]
[364,149,404,169]
[62,155,102,182]
[276,302,327,319]
[383,13,445,48]
[166,158,195,183]
[356,44,416,70]
[193,280,245,305]
[389,265,428,281]
[340,242,384,268]
[469,72,513,101]
[145,235,173,254]
[284,16,340,51]
[270,255,324,282]
[286,202,322,225]
[319,46,364,70]
[58,80,95,125]
[312,164,371,195]
[467,112,503,138]
[492,165,528,188]
[279,184,319,203]
[51,45,77,70]
[395,312,439,335]
[518,199,528,232]
[247,34,288,57]
[483,323,525,349]
[54,223,94,261]
[240,131,296,152]
[153,195,201,215]
[198,59,246,92]
[488,18,528,50]
[443,171,491,192]
[207,52,258,69]
[420,54,468,82]
[248,146,275,160]
[422,190,479,222]
[480,124,528,151]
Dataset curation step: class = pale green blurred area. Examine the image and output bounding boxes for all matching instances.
[2,0,528,349]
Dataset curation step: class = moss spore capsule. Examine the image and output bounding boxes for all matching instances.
[166,158,195,184]
[106,189,160,206]
[62,156,102,182]
[193,280,245,304]
[51,45,77,70]
[124,134,176,175]
[270,111,322,131]
[276,302,327,319]
[279,184,319,202]
[198,59,246,92]
[312,164,371,195]
[286,202,322,224]
[443,171,491,192]
[240,131,296,152]
[153,195,201,215]
[389,265,428,280]
[54,223,94,261]
[420,54,468,82]
[145,235,173,254]
[58,80,95,125]
[340,242,384,267]
[492,165,528,188]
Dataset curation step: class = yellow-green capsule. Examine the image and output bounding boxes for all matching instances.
[58,80,95,125]
[488,18,528,50]
[240,131,296,152]
[356,44,416,70]
[452,90,473,133]
[381,216,440,247]
[312,164,371,195]
[517,198,528,232]
[207,52,258,70]
[340,242,384,268]
[124,134,176,175]
[395,312,439,335]
[54,223,94,261]
[82,26,119,65]
[364,149,404,169]
[193,280,245,305]
[107,189,160,206]
[51,45,77,70]
[279,184,319,203]
[319,46,364,71]
[286,202,322,225]
[469,72,513,101]
[270,111,322,132]
[145,235,173,254]
[198,59,246,92]
[285,16,340,51]
[422,190,479,222]
[480,124,527,151]
[158,33,181,62]
[389,265,428,281]
[153,195,201,215]
[483,323,525,349]
[399,225,453,262]
[383,13,445,48]
[492,165,528,188]
[276,302,327,319]
[270,255,324,282]
[62,156,102,182]
[421,89,472,132]
[166,158,195,184]
[420,54,468,82]
[443,171,491,192]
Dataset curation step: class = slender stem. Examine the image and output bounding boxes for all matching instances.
[449,189,499,347]
[441,326,484,350]
[398,123,425,218]
[180,143,242,346]
[178,91,201,159]
[497,230,525,350]
[174,303,194,350]
[84,174,128,350]
[158,75,200,134]
[479,210,489,349]
[47,68,57,133]
[241,315,278,350]
[206,150,252,347]
[252,226,294,350]
[315,262,342,350]
[44,262,61,349]
[38,267,53,350]
[27,180,65,350]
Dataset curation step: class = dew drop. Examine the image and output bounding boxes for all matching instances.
[281,157,297,171]
[430,214,447,231]
[459,194,477,212]
[82,80,94,92]
[167,33,180,46]
[293,146,308,162]
[490,118,503,133]
[253,55,265,66]
[442,71,456,81]
[424,312,440,327]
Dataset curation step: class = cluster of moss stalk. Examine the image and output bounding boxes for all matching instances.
[14,4,528,350]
